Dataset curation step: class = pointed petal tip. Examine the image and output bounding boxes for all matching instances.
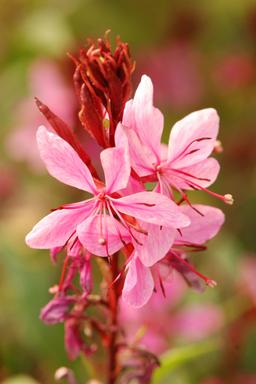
[25,233,32,247]
[25,231,41,249]
[141,73,153,84]
[36,124,48,139]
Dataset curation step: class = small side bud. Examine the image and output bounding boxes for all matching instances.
[55,366,77,384]
[224,194,234,205]
[207,279,217,288]
[49,284,59,294]
[214,140,223,153]
[55,367,69,380]
[98,237,106,245]
[40,296,73,324]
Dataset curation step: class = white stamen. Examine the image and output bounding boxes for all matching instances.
[224,194,234,205]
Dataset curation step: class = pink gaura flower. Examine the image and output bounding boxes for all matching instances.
[25,126,189,258]
[121,75,233,204]
[122,204,224,307]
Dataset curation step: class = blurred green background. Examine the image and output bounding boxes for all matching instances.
[1,0,256,383]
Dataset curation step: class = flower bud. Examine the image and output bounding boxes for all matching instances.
[40,296,74,324]
[71,31,135,147]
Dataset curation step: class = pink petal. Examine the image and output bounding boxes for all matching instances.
[77,215,131,257]
[115,122,129,151]
[100,147,130,193]
[164,157,220,190]
[122,99,136,131]
[37,126,97,194]
[118,124,155,177]
[136,223,176,267]
[25,201,94,249]
[132,75,164,159]
[167,108,219,168]
[122,256,154,307]
[112,192,190,228]
[176,205,225,245]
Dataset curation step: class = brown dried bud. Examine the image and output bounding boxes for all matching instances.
[70,31,135,147]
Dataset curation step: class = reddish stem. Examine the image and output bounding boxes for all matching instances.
[107,254,120,383]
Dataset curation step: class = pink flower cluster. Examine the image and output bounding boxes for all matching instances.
[25,72,231,365]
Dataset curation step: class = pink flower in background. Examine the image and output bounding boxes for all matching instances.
[172,304,224,342]
[120,75,232,203]
[136,43,203,108]
[0,164,16,202]
[119,273,187,355]
[120,275,223,355]
[239,256,256,304]
[6,59,76,170]
[213,53,255,91]
[26,126,189,258]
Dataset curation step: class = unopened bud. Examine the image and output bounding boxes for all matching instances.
[98,237,106,245]
[224,194,234,205]
[55,367,69,380]
[49,284,59,294]
[214,140,223,153]
[55,366,77,384]
[207,279,217,288]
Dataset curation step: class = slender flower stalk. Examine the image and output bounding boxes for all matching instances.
[25,33,231,383]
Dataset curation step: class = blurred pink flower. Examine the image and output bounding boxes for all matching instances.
[238,256,256,304]
[213,53,255,91]
[119,273,187,355]
[120,275,223,355]
[172,303,224,342]
[0,164,16,201]
[6,59,76,171]
[136,43,203,108]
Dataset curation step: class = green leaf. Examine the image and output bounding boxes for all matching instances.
[152,338,221,383]
[2,375,40,384]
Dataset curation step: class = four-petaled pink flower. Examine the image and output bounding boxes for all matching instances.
[120,75,233,204]
[26,126,189,259]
